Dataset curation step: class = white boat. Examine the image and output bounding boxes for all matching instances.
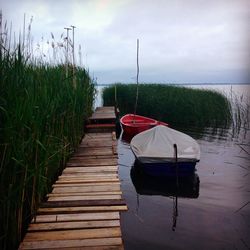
[130,125,200,175]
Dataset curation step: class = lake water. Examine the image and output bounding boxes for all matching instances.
[96,84,250,250]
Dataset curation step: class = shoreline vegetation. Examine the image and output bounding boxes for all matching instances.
[103,83,233,128]
[0,13,96,249]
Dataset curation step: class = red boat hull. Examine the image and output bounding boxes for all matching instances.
[120,114,168,136]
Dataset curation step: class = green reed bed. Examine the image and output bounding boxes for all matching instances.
[0,43,95,250]
[103,83,232,128]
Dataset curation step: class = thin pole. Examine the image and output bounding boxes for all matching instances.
[134,39,139,116]
[64,27,71,78]
[71,25,76,65]
[71,25,76,88]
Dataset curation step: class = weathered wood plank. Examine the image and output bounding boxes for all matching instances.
[58,176,118,181]
[89,113,116,120]
[55,179,120,185]
[61,171,118,176]
[95,107,115,112]
[19,237,123,249]
[37,206,128,214]
[52,184,121,193]
[59,173,118,177]
[57,176,119,182]
[69,155,118,162]
[48,194,122,202]
[68,157,118,164]
[55,245,123,250]
[54,181,120,187]
[63,166,118,173]
[80,141,115,146]
[64,166,118,170]
[83,133,112,138]
[40,199,127,208]
[32,212,120,223]
[28,220,120,231]
[48,192,122,197]
[73,150,114,157]
[53,182,120,187]
[24,227,121,241]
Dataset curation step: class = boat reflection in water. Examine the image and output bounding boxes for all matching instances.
[130,160,200,230]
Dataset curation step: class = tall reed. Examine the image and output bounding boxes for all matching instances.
[103,83,232,128]
[0,13,96,249]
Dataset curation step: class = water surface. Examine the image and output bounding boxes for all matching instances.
[119,126,250,250]
[111,84,250,250]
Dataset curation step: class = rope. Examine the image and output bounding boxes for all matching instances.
[172,143,179,231]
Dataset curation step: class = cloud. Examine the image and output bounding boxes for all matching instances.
[1,0,249,83]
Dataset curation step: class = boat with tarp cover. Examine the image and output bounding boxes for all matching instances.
[130,125,200,176]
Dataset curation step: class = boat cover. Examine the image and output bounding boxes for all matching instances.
[130,125,200,163]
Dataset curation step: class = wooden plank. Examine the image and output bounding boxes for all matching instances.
[66,160,117,167]
[40,199,127,208]
[19,237,123,249]
[79,142,117,148]
[85,124,116,129]
[66,163,117,167]
[48,192,122,197]
[28,220,120,231]
[62,170,118,175]
[53,182,120,188]
[58,174,118,179]
[54,181,120,188]
[54,180,119,185]
[58,175,118,179]
[59,173,118,178]
[38,206,128,214]
[89,113,116,120]
[70,155,118,160]
[80,140,114,146]
[57,246,123,250]
[57,175,118,181]
[24,227,121,241]
[59,172,118,177]
[95,106,115,112]
[61,172,118,177]
[63,166,118,173]
[55,179,120,184]
[76,147,114,153]
[32,212,120,223]
[52,184,121,193]
[83,133,112,138]
[47,194,122,201]
[73,153,115,158]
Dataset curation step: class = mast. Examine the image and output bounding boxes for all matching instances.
[134,39,139,116]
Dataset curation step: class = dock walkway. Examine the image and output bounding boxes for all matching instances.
[19,107,127,250]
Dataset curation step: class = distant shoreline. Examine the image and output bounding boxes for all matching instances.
[96,82,250,86]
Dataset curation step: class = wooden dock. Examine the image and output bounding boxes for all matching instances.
[19,107,127,250]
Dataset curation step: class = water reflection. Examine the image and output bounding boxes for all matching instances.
[130,161,200,231]
[130,162,200,198]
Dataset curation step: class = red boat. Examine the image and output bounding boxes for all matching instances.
[120,114,168,136]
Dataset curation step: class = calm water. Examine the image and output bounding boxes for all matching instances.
[97,84,250,250]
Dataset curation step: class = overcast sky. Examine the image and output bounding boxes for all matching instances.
[1,0,250,84]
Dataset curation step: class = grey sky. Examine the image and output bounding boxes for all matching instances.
[1,0,250,84]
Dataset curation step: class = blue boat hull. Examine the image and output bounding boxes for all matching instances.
[135,160,197,177]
